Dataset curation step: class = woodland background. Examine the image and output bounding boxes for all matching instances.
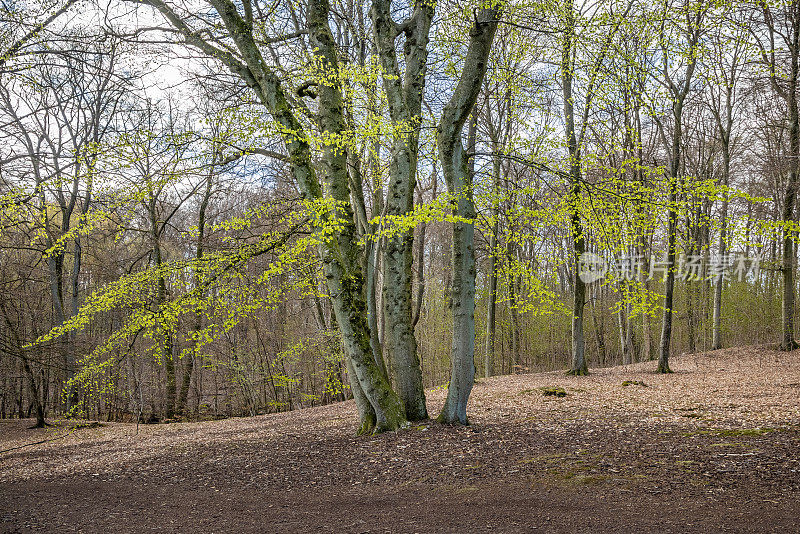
[1,0,798,428]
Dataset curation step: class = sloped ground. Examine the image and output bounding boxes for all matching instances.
[1,345,799,533]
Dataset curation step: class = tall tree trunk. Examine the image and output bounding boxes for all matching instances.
[712,127,731,350]
[372,0,432,420]
[484,150,501,378]
[658,169,679,374]
[145,0,407,432]
[308,0,406,432]
[640,247,653,361]
[440,114,478,424]
[67,240,81,409]
[509,246,522,373]
[635,105,653,362]
[346,144,389,380]
[685,210,698,355]
[617,278,634,365]
[178,169,214,416]
[365,238,387,376]
[657,3,703,373]
[436,6,499,425]
[22,356,45,428]
[147,198,176,419]
[412,212,426,328]
[364,48,389,379]
[156,240,176,418]
[780,58,800,351]
[590,285,606,366]
[562,2,587,376]
[46,252,71,407]
[67,165,93,410]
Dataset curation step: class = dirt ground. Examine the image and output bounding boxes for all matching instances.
[2,345,800,532]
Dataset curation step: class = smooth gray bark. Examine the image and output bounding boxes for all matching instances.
[347,146,389,380]
[307,0,407,431]
[371,0,432,420]
[559,0,627,375]
[508,241,522,372]
[711,136,730,350]
[484,229,498,378]
[657,5,703,373]
[436,6,500,425]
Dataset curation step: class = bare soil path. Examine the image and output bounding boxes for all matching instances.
[2,346,799,532]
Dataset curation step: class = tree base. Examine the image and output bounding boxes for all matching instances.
[436,413,470,426]
[565,368,589,376]
[359,411,408,436]
[656,364,673,374]
[28,420,50,429]
[779,339,799,352]
[372,420,407,435]
[405,406,429,422]
[356,414,377,436]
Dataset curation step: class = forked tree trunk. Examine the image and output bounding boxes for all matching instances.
[657,4,703,373]
[148,0,408,432]
[372,0,432,420]
[308,0,406,432]
[436,6,500,425]
[345,145,390,381]
[66,164,93,410]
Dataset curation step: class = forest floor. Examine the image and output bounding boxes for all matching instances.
[2,345,800,533]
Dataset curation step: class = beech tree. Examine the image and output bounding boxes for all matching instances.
[0,0,80,73]
[436,2,500,425]
[371,0,432,421]
[649,0,707,373]
[750,0,800,351]
[123,0,407,432]
[3,0,797,428]
[548,0,631,375]
[705,8,747,351]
